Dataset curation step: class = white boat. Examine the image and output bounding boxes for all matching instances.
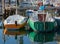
[4,14,28,29]
[4,0,28,29]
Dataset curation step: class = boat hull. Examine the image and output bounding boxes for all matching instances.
[4,22,27,29]
[28,19,55,32]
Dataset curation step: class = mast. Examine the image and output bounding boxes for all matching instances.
[19,36,23,44]
[16,0,18,15]
[2,0,5,14]
[42,0,45,31]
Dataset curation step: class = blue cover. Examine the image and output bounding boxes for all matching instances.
[39,6,45,10]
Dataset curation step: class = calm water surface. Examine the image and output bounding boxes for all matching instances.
[0,21,60,44]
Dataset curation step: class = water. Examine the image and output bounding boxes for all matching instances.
[0,21,60,44]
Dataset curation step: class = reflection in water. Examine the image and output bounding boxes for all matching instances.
[55,28,60,42]
[28,31,57,44]
[1,28,59,44]
[0,24,59,44]
[15,35,17,40]
[3,28,27,44]
[20,36,23,44]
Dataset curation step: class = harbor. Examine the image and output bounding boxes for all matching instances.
[0,24,60,44]
[0,0,60,44]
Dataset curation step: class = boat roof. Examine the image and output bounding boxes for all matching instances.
[45,6,60,10]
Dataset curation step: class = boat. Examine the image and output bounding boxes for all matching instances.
[4,15,28,29]
[27,6,55,32]
[19,0,39,10]
[28,17,55,32]
[54,9,60,27]
[4,0,28,29]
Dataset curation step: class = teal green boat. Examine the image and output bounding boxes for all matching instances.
[28,18,55,32]
[27,9,56,32]
[27,5,56,32]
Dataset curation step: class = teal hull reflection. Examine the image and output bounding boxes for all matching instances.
[28,32,55,42]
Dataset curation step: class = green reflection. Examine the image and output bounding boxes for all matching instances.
[28,32,55,43]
